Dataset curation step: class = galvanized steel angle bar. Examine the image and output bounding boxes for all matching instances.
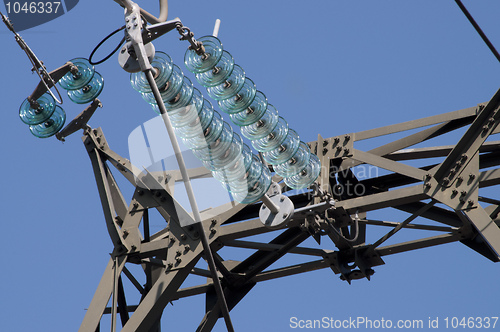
[423,154,479,211]
[339,117,474,173]
[87,140,129,223]
[316,134,332,197]
[197,298,233,332]
[335,184,427,214]
[360,217,459,233]
[122,266,145,294]
[111,255,128,332]
[163,222,203,271]
[492,123,500,134]
[435,88,500,186]
[354,106,477,141]
[119,251,202,332]
[78,256,128,332]
[165,166,212,182]
[106,157,140,187]
[107,178,129,225]
[197,282,255,332]
[76,89,500,330]
[218,201,331,245]
[229,227,311,282]
[387,140,500,161]
[140,184,197,230]
[388,145,457,161]
[96,158,200,241]
[83,127,206,320]
[482,198,500,221]
[209,254,238,285]
[350,148,428,181]
[368,199,437,250]
[57,99,102,142]
[223,239,330,257]
[251,259,333,282]
[478,168,500,188]
[128,188,161,210]
[120,202,144,253]
[197,299,224,332]
[86,128,198,201]
[358,166,427,193]
[78,258,115,332]
[314,109,481,203]
[84,128,137,185]
[174,283,213,301]
[395,202,462,227]
[200,200,246,226]
[86,146,125,249]
[86,128,110,152]
[123,170,201,237]
[116,276,130,327]
[375,233,461,257]
[459,207,500,260]
[218,217,275,241]
[335,122,448,174]
[137,238,171,259]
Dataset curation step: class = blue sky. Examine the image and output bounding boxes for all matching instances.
[0,1,499,331]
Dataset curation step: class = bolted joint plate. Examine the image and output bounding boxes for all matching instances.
[423,154,479,210]
[310,133,354,159]
[259,195,294,229]
[164,222,203,271]
[118,41,155,73]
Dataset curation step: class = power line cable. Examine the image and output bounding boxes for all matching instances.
[455,0,500,64]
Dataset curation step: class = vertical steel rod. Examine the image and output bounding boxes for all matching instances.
[370,199,436,249]
[111,257,119,332]
[144,69,235,332]
[143,209,150,242]
[261,193,280,214]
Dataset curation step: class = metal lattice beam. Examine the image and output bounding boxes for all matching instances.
[78,88,500,331]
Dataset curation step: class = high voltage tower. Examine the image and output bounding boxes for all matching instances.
[3,1,500,331]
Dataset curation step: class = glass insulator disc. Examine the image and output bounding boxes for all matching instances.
[218,78,257,114]
[130,52,173,93]
[284,153,321,190]
[29,105,66,138]
[230,91,268,127]
[240,104,278,140]
[206,65,245,101]
[67,72,104,104]
[184,36,223,74]
[195,50,234,87]
[19,92,55,125]
[262,129,300,165]
[59,58,95,90]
